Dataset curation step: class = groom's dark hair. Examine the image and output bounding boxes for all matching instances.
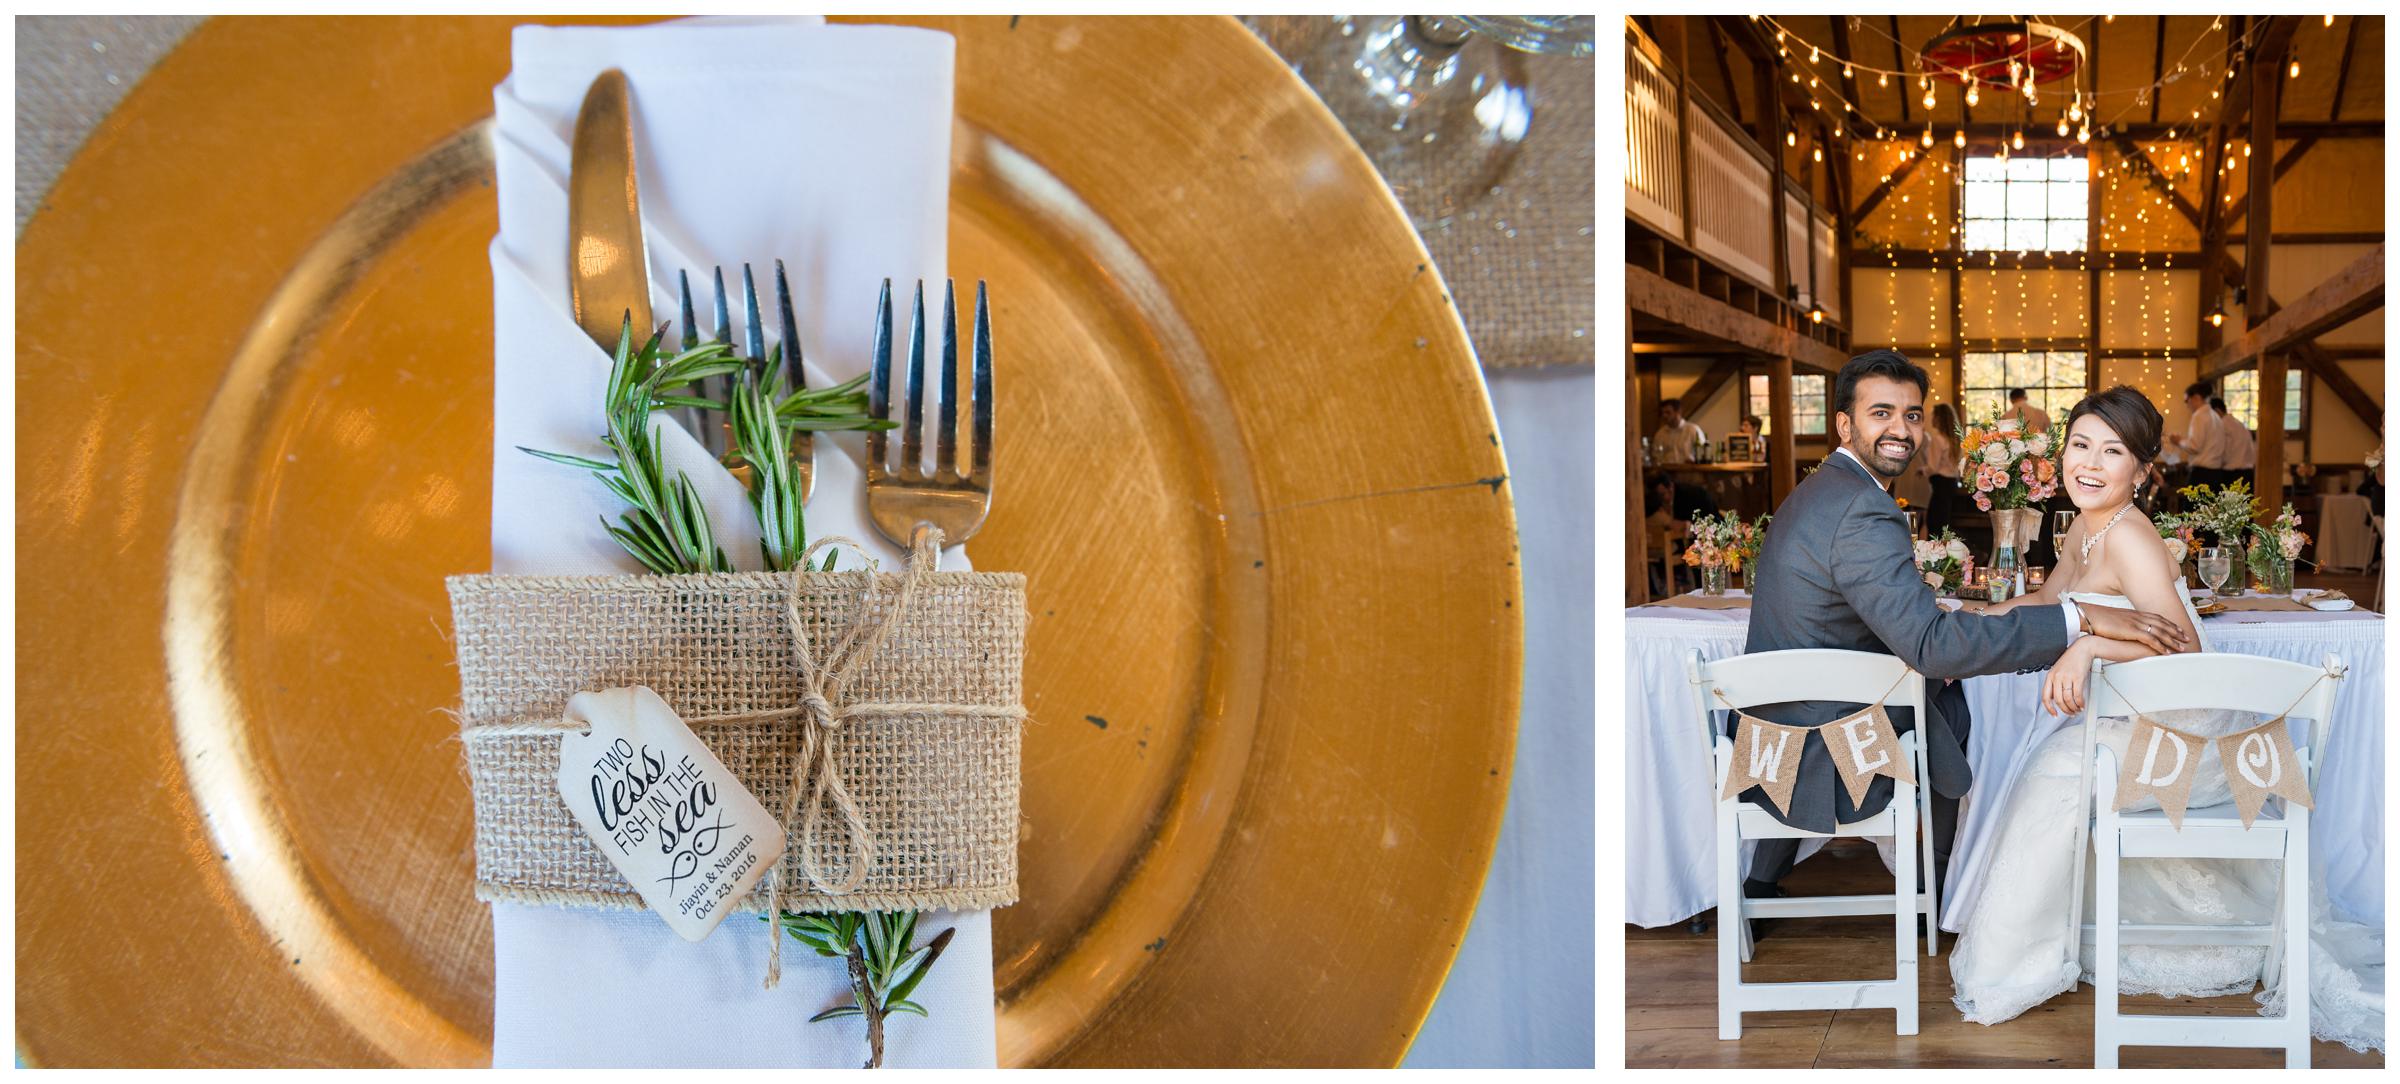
[1833,349,1929,417]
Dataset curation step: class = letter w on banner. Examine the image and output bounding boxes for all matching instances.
[1720,715,1808,816]
[2114,715,2204,828]
[2216,715,2315,828]
[1825,705,1915,808]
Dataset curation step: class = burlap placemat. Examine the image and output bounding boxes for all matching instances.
[1244,17,1595,369]
[1643,591,1752,610]
[449,566,1027,914]
[2208,595,2316,613]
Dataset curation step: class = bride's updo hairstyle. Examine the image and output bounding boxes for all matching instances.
[2063,385,2164,465]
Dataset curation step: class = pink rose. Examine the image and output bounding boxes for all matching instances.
[1975,493,1993,512]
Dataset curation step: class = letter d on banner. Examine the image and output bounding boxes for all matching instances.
[2114,715,2203,827]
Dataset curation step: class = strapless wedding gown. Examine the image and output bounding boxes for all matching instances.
[1945,591,2384,1052]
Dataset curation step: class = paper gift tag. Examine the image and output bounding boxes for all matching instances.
[556,686,786,942]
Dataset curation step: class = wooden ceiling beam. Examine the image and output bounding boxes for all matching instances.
[1890,15,1910,128]
[1849,150,1924,223]
[1680,355,1751,415]
[1627,265,1851,371]
[2111,136,2208,231]
[2222,135,2319,227]
[2149,15,2167,125]
[2329,14,2359,121]
[2196,244,2385,382]
[2294,350,2386,434]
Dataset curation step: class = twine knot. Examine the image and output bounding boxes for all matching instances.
[759,528,942,990]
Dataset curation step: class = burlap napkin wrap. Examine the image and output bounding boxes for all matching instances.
[448,537,1026,937]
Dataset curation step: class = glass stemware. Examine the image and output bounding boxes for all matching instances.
[2198,546,2233,599]
[1262,15,1594,230]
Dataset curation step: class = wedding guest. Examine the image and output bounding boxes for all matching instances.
[2212,395,2256,490]
[1644,471,1718,525]
[1735,414,1764,458]
[2166,382,2229,489]
[1651,398,1706,465]
[1997,388,2051,434]
[1924,402,1962,534]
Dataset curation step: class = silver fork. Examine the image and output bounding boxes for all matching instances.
[679,261,816,501]
[866,277,993,551]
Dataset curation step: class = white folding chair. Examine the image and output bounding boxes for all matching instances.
[2077,652,2346,1068]
[1688,648,1936,1039]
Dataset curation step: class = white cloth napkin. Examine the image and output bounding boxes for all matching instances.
[485,17,995,1068]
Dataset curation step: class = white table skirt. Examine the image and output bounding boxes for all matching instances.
[1623,604,2386,930]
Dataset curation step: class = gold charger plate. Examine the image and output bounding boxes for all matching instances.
[16,15,1520,1068]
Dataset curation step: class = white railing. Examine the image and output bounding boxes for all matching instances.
[1625,39,1685,237]
[1687,105,1776,288]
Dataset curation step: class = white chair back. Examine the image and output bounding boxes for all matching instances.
[2086,651,2346,787]
[1687,648,1926,720]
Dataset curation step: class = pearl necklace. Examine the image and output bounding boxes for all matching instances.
[2080,504,2133,564]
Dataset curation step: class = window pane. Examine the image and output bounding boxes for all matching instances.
[1965,181,2007,218]
[2049,181,2088,218]
[2008,182,2049,219]
[2050,157,2086,182]
[2043,389,2079,420]
[2048,352,2088,388]
[2007,157,2048,182]
[1964,353,2005,390]
[1966,156,2006,182]
[2005,351,2040,385]
[1964,219,2007,250]
[2048,219,2087,252]
[2007,219,2047,251]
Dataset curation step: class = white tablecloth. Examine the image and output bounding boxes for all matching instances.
[2318,493,2378,572]
[1622,601,2386,930]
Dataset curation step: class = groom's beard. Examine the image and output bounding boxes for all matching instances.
[1848,434,1917,478]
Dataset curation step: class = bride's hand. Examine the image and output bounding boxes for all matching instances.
[2043,640,2094,717]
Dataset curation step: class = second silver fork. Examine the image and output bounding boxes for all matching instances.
[866,277,994,553]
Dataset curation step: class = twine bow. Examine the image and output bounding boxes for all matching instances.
[684,528,944,989]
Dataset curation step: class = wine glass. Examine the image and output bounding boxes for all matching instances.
[1253,15,1594,230]
[2198,546,2233,599]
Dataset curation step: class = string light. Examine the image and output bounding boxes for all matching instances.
[1923,127,1936,149]
[2289,60,2302,79]
[2325,14,2336,27]
[1955,129,1968,149]
[1965,84,1981,108]
[2014,131,2026,150]
[1788,130,1798,147]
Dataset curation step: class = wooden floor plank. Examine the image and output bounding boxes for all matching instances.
[1626,842,2387,1069]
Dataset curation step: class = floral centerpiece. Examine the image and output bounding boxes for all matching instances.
[2176,479,2263,546]
[2246,503,2308,597]
[2152,509,2197,568]
[1913,527,1970,592]
[1958,417,2058,566]
[1682,510,1766,596]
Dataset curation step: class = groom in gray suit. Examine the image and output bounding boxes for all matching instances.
[1737,350,2188,919]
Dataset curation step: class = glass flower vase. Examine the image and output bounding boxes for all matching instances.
[1701,563,1728,597]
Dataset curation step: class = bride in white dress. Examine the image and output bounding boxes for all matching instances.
[1943,388,2383,1052]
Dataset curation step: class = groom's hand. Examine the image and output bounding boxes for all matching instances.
[2081,605,2191,655]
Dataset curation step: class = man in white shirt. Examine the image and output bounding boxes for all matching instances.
[2214,395,2256,487]
[2167,382,2229,489]
[1998,388,2051,434]
[1651,398,1706,465]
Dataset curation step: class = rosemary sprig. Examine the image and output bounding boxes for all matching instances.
[769,911,957,1069]
[521,314,748,574]
[529,314,947,1068]
[728,347,954,1068]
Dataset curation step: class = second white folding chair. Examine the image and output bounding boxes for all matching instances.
[2077,651,2345,1069]
[1689,648,1937,1040]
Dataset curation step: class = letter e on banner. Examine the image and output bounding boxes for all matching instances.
[2215,716,2315,828]
[1827,705,1915,808]
[2114,715,2202,828]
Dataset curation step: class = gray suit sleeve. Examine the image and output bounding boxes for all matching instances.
[1831,488,2070,679]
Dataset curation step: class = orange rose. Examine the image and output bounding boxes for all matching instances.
[2033,458,2056,484]
[1961,430,1983,454]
